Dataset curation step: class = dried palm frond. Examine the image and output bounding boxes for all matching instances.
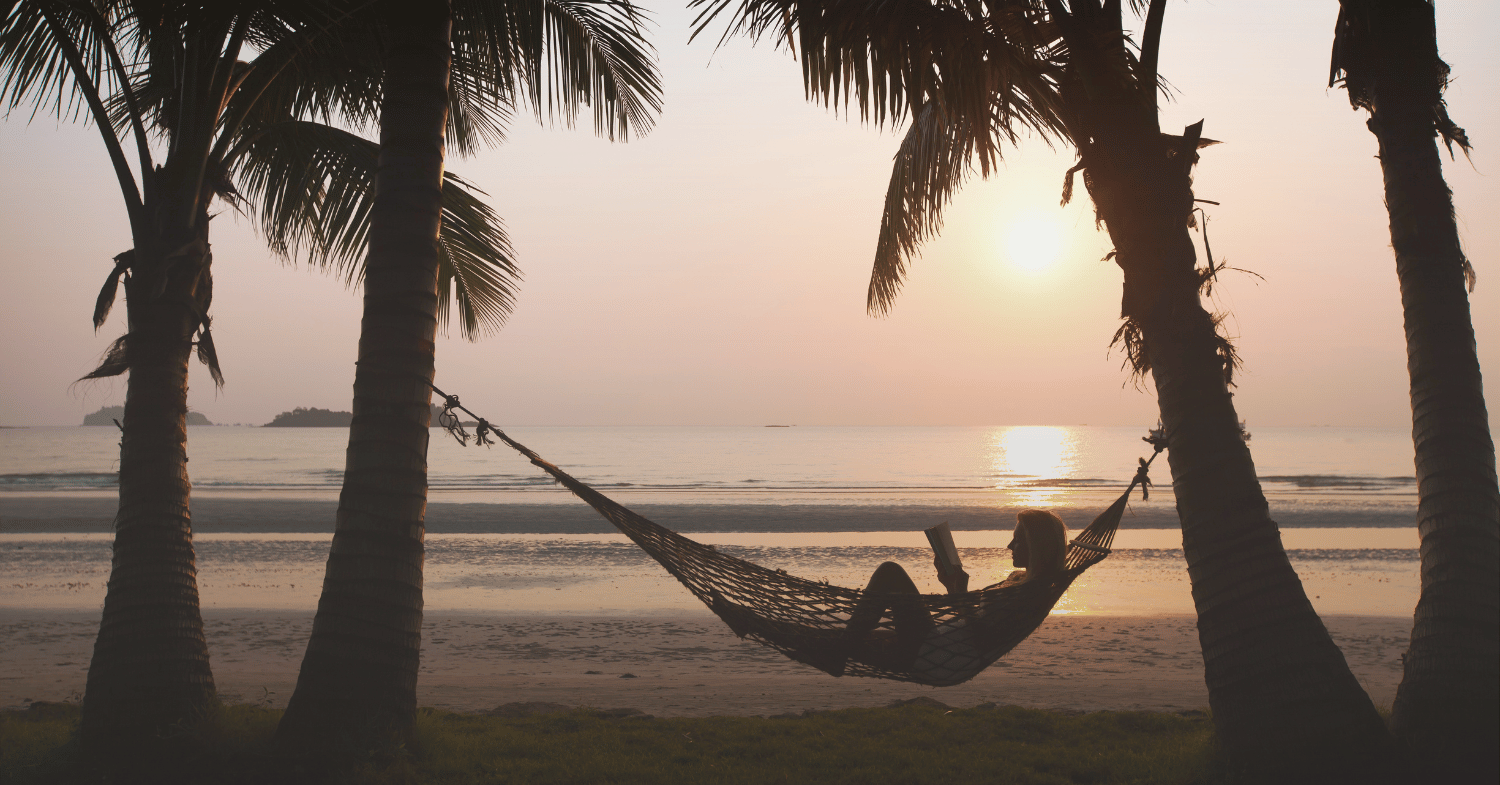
[1330,0,1470,156]
[196,319,225,388]
[1110,317,1149,385]
[93,250,133,330]
[80,333,131,380]
[1210,311,1242,386]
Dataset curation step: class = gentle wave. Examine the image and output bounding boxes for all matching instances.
[1260,475,1415,489]
[0,472,118,490]
[1012,478,1123,488]
[1,471,1418,496]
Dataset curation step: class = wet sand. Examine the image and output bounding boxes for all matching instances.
[2,494,1416,717]
[2,610,1410,717]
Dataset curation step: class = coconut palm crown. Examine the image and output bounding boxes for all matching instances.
[0,0,655,752]
[273,0,661,753]
[692,0,1405,779]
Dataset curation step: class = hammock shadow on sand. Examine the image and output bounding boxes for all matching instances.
[435,394,1157,687]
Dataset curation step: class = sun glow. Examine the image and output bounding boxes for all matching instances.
[1003,212,1066,272]
[992,426,1077,506]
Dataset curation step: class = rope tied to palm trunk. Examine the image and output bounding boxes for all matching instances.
[430,385,1168,686]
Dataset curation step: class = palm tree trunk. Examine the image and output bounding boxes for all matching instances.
[1364,43,1500,785]
[1080,114,1401,780]
[82,222,217,753]
[1329,3,1500,779]
[278,0,451,750]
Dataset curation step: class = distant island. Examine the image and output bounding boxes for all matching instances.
[84,406,212,426]
[264,405,475,427]
[265,407,352,427]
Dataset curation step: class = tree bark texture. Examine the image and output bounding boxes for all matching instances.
[82,220,217,752]
[1353,6,1500,778]
[1071,83,1400,777]
[278,0,450,749]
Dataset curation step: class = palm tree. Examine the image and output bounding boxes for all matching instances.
[0,0,518,752]
[1331,2,1499,781]
[276,0,660,750]
[693,0,1399,777]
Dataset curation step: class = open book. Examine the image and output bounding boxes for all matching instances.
[924,522,968,592]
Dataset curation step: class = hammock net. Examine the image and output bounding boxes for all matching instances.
[436,394,1159,687]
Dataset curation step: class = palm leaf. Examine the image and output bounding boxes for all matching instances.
[228,7,384,138]
[692,0,1064,134]
[438,173,521,339]
[0,0,111,123]
[457,0,662,141]
[868,100,998,315]
[695,0,1069,315]
[227,119,519,337]
[1,0,148,227]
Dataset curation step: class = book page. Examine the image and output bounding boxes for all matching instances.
[924,522,963,573]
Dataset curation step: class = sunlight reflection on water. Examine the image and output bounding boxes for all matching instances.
[990,426,1079,507]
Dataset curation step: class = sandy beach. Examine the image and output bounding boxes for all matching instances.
[2,609,1410,717]
[1,487,1418,719]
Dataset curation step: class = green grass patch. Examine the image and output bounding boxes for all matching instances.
[3,701,1225,784]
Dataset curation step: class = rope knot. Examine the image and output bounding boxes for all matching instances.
[1133,457,1154,501]
[436,395,471,446]
[1142,424,1169,453]
[1133,424,1169,501]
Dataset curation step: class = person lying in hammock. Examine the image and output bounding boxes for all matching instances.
[829,509,1069,682]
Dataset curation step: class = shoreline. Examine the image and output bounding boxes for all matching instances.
[1,610,1410,717]
[1,496,1418,534]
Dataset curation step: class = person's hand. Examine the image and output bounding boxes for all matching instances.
[933,555,969,594]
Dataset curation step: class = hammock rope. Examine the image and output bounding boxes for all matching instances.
[430,387,1167,687]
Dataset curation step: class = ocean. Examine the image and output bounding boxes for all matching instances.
[0,423,1417,509]
[0,425,1422,618]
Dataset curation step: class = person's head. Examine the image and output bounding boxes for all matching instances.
[1010,510,1068,581]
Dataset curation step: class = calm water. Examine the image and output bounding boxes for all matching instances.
[0,425,1423,617]
[0,425,1417,510]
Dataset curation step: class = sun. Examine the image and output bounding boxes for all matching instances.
[1003,212,1065,272]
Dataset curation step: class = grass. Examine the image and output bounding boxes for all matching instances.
[2,700,1226,784]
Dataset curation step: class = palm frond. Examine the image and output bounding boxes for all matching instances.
[230,7,384,137]
[456,0,662,141]
[868,100,996,315]
[438,173,521,339]
[228,119,376,278]
[0,0,109,123]
[1,0,153,229]
[228,120,519,336]
[692,0,1066,137]
[693,0,1070,316]
[448,53,516,155]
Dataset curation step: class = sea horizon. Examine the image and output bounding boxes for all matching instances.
[2,424,1419,530]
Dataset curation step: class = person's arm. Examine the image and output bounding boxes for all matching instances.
[933,555,970,594]
[924,523,970,594]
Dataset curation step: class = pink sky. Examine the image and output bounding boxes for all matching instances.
[2,1,1496,428]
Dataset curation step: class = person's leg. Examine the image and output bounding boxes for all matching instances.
[847,562,934,644]
[867,560,920,592]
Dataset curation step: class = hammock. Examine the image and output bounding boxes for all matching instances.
[434,391,1163,687]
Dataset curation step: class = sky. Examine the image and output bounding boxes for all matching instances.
[2,1,1497,428]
